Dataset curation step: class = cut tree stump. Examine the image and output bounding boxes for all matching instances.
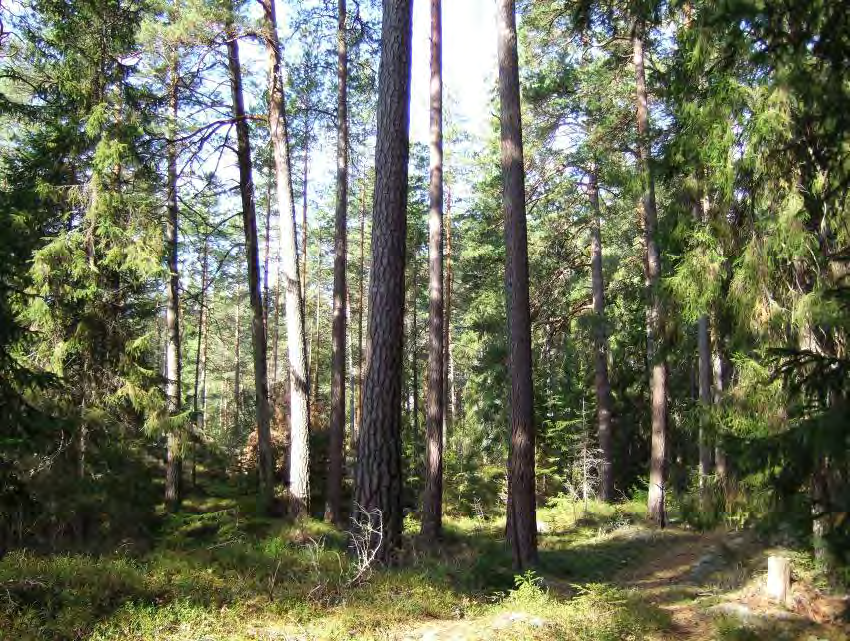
[766,555,791,605]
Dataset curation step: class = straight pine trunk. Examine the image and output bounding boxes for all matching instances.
[233,282,241,425]
[261,0,311,513]
[444,188,456,442]
[355,185,367,451]
[698,314,713,483]
[301,113,311,299]
[311,230,322,401]
[355,0,413,563]
[497,0,538,569]
[165,58,183,512]
[633,21,668,526]
[421,0,444,540]
[712,333,727,479]
[192,235,210,490]
[589,169,614,502]
[226,20,275,511]
[263,178,272,332]
[326,0,348,525]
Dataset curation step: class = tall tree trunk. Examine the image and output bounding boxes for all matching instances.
[264,177,272,332]
[311,230,322,400]
[589,168,614,502]
[234,282,241,426]
[271,239,281,397]
[421,0,444,540]
[301,113,312,299]
[697,190,713,487]
[355,184,367,451]
[411,257,419,436]
[712,331,727,479]
[347,286,356,453]
[165,58,183,512]
[445,188,456,442]
[633,20,668,527]
[355,0,413,563]
[260,0,311,513]
[327,0,348,525]
[200,284,210,439]
[497,0,538,569]
[192,235,210,490]
[698,315,712,484]
[226,20,275,511]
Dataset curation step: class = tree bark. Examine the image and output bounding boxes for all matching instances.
[165,57,183,512]
[327,0,348,525]
[712,332,727,479]
[226,19,275,511]
[260,0,311,514]
[589,169,614,503]
[192,235,209,490]
[421,0,444,540]
[233,281,241,426]
[355,184,367,451]
[411,253,419,436]
[355,0,413,563]
[264,176,272,332]
[444,187,456,443]
[497,0,538,569]
[301,111,312,299]
[698,314,712,484]
[633,21,668,527]
[311,229,322,401]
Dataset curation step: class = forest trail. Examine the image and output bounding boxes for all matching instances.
[389,527,848,641]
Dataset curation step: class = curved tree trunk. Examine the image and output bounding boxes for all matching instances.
[589,169,614,503]
[421,0,444,541]
[260,0,311,514]
[226,19,274,511]
[327,0,348,525]
[355,0,413,563]
[633,21,668,527]
[497,0,538,569]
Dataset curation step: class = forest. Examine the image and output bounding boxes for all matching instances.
[0,0,848,639]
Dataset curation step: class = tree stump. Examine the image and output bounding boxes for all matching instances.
[766,555,791,605]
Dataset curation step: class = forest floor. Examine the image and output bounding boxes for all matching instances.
[1,487,847,640]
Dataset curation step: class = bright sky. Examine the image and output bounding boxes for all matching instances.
[409,0,497,145]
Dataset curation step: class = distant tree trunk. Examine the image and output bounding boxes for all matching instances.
[698,315,712,484]
[226,19,274,511]
[234,282,241,425]
[633,20,668,527]
[327,0,348,525]
[301,113,312,299]
[409,250,420,437]
[311,230,322,401]
[421,0,444,540]
[712,333,727,479]
[192,235,210,490]
[589,168,614,503]
[355,0,413,564]
[497,0,538,569]
[697,190,713,487]
[200,285,210,437]
[165,58,183,512]
[347,286,356,451]
[271,240,281,397]
[355,185,367,451]
[261,0,311,514]
[444,188,456,443]
[264,177,272,332]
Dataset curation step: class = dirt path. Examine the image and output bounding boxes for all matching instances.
[615,529,730,640]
